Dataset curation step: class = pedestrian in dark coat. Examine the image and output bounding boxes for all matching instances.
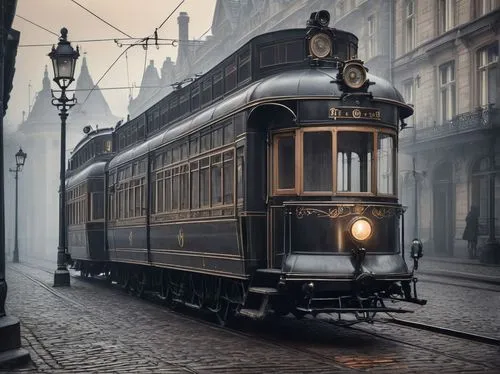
[462,205,479,258]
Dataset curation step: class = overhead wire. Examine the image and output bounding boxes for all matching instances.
[80,0,186,107]
[15,15,59,37]
[68,0,133,38]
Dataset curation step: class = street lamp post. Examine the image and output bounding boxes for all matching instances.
[9,147,27,263]
[48,27,79,287]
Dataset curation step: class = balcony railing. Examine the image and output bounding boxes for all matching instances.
[400,105,498,145]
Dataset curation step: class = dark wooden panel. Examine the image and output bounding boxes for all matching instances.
[149,219,239,256]
[149,250,246,278]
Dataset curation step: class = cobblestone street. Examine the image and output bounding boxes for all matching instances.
[1,260,499,373]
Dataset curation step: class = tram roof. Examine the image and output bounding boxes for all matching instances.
[109,68,412,169]
[66,161,107,187]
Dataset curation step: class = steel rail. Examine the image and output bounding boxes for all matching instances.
[387,317,500,346]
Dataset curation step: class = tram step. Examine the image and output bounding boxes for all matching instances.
[239,308,266,320]
[184,302,201,310]
[248,287,279,295]
[256,268,282,274]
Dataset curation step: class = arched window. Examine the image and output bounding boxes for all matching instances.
[471,157,490,235]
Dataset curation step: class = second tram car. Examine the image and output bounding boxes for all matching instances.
[66,10,426,325]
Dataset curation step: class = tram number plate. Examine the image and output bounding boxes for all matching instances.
[328,107,381,121]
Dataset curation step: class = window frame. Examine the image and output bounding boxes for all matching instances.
[438,60,456,123]
[271,126,397,197]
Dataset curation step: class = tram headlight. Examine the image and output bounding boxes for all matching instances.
[350,218,372,242]
[309,33,332,59]
[342,61,367,89]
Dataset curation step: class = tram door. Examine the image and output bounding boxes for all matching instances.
[268,132,296,268]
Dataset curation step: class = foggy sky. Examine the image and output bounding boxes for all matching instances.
[7,0,217,127]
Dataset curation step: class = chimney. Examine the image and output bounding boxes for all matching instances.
[177,11,189,43]
[177,11,189,63]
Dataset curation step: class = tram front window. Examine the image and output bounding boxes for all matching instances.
[277,135,295,189]
[337,131,373,193]
[377,133,395,194]
[303,131,333,192]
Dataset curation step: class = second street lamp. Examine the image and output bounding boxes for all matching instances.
[48,27,79,287]
[9,147,27,263]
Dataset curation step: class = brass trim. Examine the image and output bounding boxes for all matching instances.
[149,218,237,226]
[238,211,266,216]
[149,249,242,259]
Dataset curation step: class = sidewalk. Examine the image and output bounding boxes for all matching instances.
[416,256,500,285]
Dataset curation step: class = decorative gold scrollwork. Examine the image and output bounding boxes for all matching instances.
[296,205,368,219]
[371,207,399,219]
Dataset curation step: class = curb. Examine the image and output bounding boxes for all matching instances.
[419,270,500,286]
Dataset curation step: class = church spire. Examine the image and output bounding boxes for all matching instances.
[42,65,50,91]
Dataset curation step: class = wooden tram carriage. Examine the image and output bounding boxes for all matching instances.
[66,10,426,325]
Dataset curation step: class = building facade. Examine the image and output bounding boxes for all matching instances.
[395,0,500,260]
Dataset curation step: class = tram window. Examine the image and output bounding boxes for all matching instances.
[160,100,168,127]
[191,161,199,209]
[213,71,223,99]
[237,147,244,202]
[165,169,172,212]
[191,85,200,111]
[172,167,180,211]
[223,121,234,144]
[200,158,210,207]
[303,132,333,192]
[201,132,211,152]
[223,151,234,204]
[134,181,142,217]
[276,135,295,190]
[337,132,373,193]
[180,142,188,161]
[212,127,223,148]
[190,136,199,156]
[157,173,164,213]
[286,40,304,63]
[377,133,395,195]
[172,146,180,163]
[234,113,245,136]
[138,117,145,138]
[104,140,112,153]
[201,78,212,105]
[153,107,160,130]
[225,62,237,93]
[180,165,189,210]
[238,49,251,84]
[211,154,222,205]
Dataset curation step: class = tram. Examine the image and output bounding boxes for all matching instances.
[66,10,426,325]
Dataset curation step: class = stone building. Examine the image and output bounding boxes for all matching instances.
[128,0,499,261]
[5,55,119,261]
[395,1,500,260]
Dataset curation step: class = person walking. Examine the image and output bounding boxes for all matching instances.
[462,205,479,259]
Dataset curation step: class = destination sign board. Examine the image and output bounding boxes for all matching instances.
[328,107,381,121]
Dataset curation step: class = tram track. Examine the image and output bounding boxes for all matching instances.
[10,261,500,372]
[385,317,500,346]
[8,263,354,372]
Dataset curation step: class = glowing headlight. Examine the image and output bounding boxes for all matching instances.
[310,33,332,58]
[343,61,367,89]
[350,218,372,241]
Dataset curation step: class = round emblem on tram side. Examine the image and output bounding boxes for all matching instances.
[353,109,361,118]
[177,228,184,248]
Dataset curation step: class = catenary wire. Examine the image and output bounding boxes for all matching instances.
[15,15,59,37]
[68,0,133,38]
